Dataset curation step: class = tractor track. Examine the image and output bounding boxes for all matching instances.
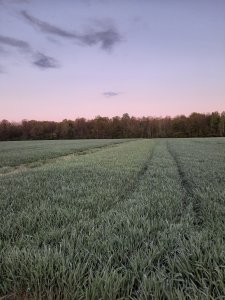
[166,141,204,227]
[0,140,134,177]
[102,141,158,213]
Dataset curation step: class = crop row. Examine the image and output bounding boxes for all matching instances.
[0,138,225,299]
[0,139,128,168]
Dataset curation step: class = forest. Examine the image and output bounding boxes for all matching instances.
[0,111,225,140]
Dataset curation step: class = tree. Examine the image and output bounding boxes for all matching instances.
[210,112,220,136]
[0,112,224,140]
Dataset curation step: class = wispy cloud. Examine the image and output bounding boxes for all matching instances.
[21,10,122,50]
[0,35,31,52]
[80,28,122,50]
[103,92,120,97]
[33,53,60,69]
[0,35,59,70]
[21,10,75,39]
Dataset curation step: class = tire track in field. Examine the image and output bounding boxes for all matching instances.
[0,140,133,177]
[102,141,158,213]
[61,141,157,225]
[166,141,204,227]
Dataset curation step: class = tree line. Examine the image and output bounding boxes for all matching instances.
[0,112,225,140]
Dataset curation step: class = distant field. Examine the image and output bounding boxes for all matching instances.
[0,139,128,168]
[0,138,225,299]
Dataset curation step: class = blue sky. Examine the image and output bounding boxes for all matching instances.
[0,0,225,121]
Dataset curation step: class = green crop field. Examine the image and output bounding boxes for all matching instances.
[0,138,225,299]
[0,139,128,169]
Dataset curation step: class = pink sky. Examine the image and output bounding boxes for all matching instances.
[0,0,225,121]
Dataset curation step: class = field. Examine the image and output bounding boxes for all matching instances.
[0,138,225,299]
[0,139,128,168]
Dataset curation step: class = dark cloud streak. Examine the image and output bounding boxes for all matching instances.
[80,28,122,50]
[0,35,59,70]
[21,10,122,50]
[33,53,60,69]
[0,35,31,51]
[21,10,75,39]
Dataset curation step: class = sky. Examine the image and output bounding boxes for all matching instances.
[0,0,225,121]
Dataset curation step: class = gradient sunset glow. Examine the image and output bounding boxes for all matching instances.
[0,0,225,121]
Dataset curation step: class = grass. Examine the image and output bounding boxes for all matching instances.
[0,139,128,168]
[0,138,225,299]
